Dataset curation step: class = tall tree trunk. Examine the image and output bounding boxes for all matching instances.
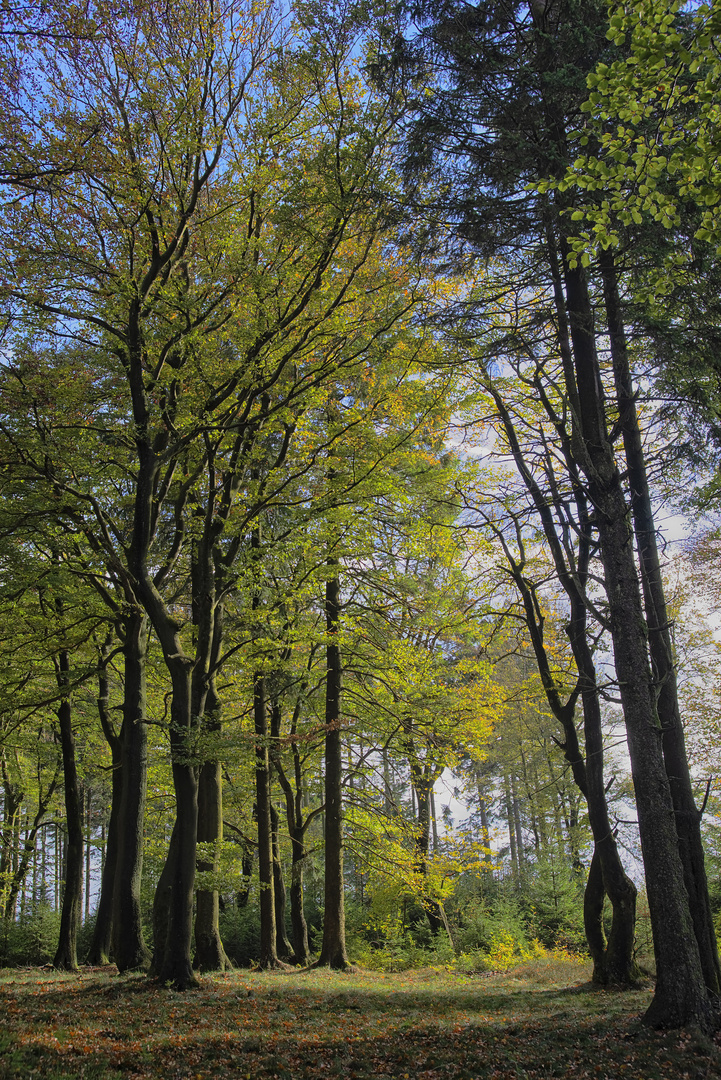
[494,232,639,985]
[255,673,278,968]
[318,566,351,969]
[193,586,229,973]
[112,611,151,971]
[601,252,721,998]
[563,257,712,1029]
[53,649,83,971]
[125,295,198,989]
[158,658,198,988]
[150,820,178,978]
[88,637,122,965]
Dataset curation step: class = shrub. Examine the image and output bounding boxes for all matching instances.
[0,904,61,966]
[218,904,261,967]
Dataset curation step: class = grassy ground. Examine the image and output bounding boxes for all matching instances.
[1,957,719,1079]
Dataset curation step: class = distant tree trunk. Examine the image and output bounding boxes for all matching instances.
[383,747,395,817]
[271,804,293,961]
[409,763,444,935]
[84,788,91,923]
[2,771,59,926]
[504,773,519,885]
[88,636,122,965]
[602,252,721,998]
[255,672,278,968]
[112,611,151,971]
[270,696,313,967]
[53,649,83,971]
[0,762,23,919]
[476,774,493,885]
[236,839,254,909]
[318,565,351,969]
[511,776,525,872]
[430,785,439,853]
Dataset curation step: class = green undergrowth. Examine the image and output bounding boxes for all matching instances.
[0,959,719,1079]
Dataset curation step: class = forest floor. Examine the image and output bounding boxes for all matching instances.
[1,956,720,1080]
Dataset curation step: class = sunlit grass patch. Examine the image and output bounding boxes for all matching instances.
[0,963,717,1080]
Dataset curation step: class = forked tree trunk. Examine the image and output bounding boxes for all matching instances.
[289,841,311,966]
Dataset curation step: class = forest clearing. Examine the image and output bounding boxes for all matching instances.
[3,0,721,1044]
[3,958,720,1080]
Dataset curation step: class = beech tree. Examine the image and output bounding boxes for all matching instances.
[0,0,414,984]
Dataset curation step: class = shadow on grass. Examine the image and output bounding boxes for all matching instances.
[1,1012,719,1080]
[1,969,717,1080]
